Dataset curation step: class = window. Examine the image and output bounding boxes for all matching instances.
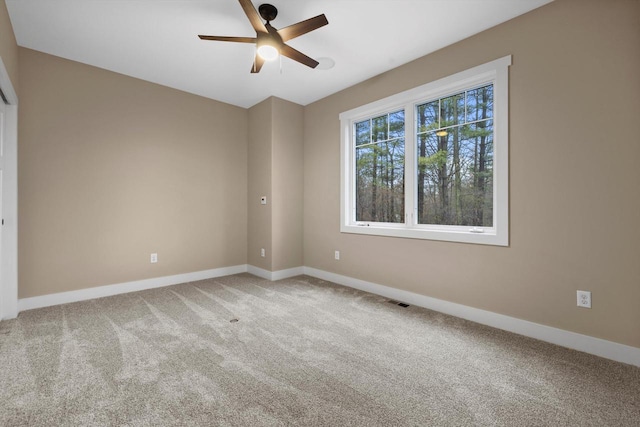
[340,56,510,246]
[355,110,405,223]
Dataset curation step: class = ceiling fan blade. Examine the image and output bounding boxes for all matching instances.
[238,0,267,33]
[251,53,265,73]
[280,44,319,69]
[277,14,328,42]
[198,35,257,43]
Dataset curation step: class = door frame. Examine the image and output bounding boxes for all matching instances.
[0,56,18,320]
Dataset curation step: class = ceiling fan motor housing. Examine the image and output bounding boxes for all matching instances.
[258,4,278,22]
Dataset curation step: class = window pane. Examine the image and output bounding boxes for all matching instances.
[417,129,448,225]
[460,120,493,227]
[440,93,465,128]
[356,139,405,223]
[389,110,405,139]
[416,101,438,134]
[466,85,494,123]
[417,120,493,227]
[372,115,388,142]
[355,120,371,146]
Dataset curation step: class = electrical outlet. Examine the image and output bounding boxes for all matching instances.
[260,196,267,205]
[577,290,591,308]
[334,250,340,260]
[150,253,158,264]
[260,248,265,257]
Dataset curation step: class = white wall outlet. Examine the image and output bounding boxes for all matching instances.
[577,290,591,308]
[150,253,158,264]
[260,196,267,205]
[260,248,265,257]
[334,250,340,260]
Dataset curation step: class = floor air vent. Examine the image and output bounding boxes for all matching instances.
[387,300,410,308]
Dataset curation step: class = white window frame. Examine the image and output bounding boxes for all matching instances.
[340,56,511,246]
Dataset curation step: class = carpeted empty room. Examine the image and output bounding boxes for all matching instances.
[2,0,640,425]
[1,274,639,426]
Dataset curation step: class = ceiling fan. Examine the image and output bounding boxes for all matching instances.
[198,0,329,73]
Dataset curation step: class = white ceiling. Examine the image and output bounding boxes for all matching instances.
[6,0,552,108]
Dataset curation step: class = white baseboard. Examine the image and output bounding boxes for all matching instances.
[18,264,249,312]
[303,267,640,367]
[14,263,640,367]
[247,265,272,280]
[271,266,305,280]
[18,264,304,313]
[247,265,304,281]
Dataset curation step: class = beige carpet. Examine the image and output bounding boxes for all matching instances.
[0,273,638,426]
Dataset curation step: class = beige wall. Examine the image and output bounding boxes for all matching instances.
[271,97,303,271]
[303,0,640,348]
[18,48,248,298]
[0,0,18,91]
[247,97,304,271]
[247,98,273,270]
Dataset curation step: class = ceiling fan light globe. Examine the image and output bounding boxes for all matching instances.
[257,44,279,61]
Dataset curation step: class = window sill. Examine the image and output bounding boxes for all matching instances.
[340,224,508,246]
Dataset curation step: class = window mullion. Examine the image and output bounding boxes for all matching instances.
[404,104,415,228]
